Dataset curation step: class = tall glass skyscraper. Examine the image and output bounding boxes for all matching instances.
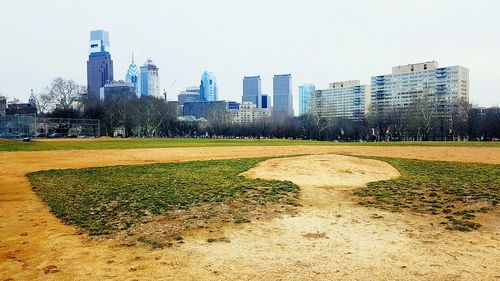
[199,71,218,101]
[298,83,315,116]
[273,74,293,118]
[125,54,140,97]
[140,58,160,98]
[242,76,262,108]
[87,30,114,103]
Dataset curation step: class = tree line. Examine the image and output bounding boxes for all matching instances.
[33,77,500,141]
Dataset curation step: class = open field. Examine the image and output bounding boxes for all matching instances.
[28,158,299,244]
[1,137,499,151]
[354,157,499,231]
[1,145,499,280]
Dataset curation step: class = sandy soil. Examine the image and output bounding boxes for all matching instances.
[0,145,499,280]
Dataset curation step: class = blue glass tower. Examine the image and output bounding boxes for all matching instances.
[298,83,315,115]
[243,76,262,107]
[125,53,140,97]
[273,74,293,118]
[199,71,218,101]
[140,58,160,97]
[87,30,114,103]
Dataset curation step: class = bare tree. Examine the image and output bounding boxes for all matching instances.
[32,92,53,114]
[48,77,85,110]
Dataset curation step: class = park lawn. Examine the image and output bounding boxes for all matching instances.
[354,157,500,231]
[2,138,500,151]
[27,157,299,242]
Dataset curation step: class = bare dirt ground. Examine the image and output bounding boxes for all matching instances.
[1,145,499,280]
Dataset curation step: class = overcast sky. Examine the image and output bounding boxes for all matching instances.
[1,0,499,110]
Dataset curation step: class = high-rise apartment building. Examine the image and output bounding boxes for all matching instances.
[140,58,160,98]
[298,83,315,116]
[273,74,293,118]
[87,30,114,103]
[371,61,469,115]
[242,76,262,108]
[125,54,140,97]
[199,71,218,101]
[309,80,369,120]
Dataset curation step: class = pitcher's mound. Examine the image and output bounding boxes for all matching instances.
[241,154,400,188]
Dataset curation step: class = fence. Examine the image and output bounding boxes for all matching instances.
[0,114,100,138]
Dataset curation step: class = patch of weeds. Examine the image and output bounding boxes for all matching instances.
[354,158,499,231]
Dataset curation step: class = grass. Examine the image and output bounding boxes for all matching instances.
[2,138,499,152]
[27,157,299,238]
[354,158,499,231]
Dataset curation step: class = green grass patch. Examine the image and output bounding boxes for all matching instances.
[354,158,499,231]
[27,157,299,236]
[2,138,499,152]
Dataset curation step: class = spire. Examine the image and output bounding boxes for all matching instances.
[131,52,134,64]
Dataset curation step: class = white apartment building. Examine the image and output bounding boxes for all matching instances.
[370,61,469,114]
[231,102,272,124]
[309,80,370,120]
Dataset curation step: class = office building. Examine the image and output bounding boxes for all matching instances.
[273,74,293,118]
[230,102,272,124]
[309,80,369,120]
[199,71,218,101]
[125,54,140,96]
[178,86,200,105]
[298,83,315,116]
[183,100,237,119]
[87,30,114,103]
[102,81,135,100]
[261,94,270,109]
[371,61,469,115]
[242,76,262,108]
[140,58,160,98]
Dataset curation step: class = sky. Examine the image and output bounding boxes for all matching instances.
[1,0,499,111]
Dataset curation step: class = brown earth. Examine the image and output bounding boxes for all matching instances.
[0,145,499,280]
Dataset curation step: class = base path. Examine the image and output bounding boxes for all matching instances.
[1,145,499,280]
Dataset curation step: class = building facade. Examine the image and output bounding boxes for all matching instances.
[87,30,114,103]
[199,71,218,101]
[102,81,135,100]
[242,76,262,108]
[178,87,200,105]
[125,54,140,97]
[140,58,160,98]
[298,83,315,116]
[230,102,271,124]
[0,96,6,116]
[370,61,469,115]
[309,80,369,120]
[261,94,270,109]
[183,100,236,119]
[273,74,293,118]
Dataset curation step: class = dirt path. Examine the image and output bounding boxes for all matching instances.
[1,146,499,280]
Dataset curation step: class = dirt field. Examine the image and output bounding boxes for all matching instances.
[1,145,499,280]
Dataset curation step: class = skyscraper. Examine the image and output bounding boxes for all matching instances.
[199,71,218,101]
[273,74,293,118]
[242,76,262,108]
[87,30,114,103]
[298,83,315,116]
[140,58,160,98]
[125,54,140,97]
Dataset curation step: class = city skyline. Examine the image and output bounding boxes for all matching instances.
[1,0,499,111]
